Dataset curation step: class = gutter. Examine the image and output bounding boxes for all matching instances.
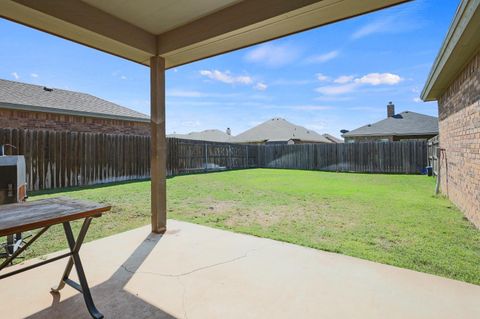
[421,0,480,101]
[343,132,439,138]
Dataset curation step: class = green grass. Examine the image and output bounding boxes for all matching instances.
[24,169,480,285]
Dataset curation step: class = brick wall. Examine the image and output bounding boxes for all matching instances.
[438,51,480,227]
[0,108,150,136]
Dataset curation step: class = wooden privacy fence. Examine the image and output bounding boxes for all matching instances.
[0,128,150,191]
[257,141,428,174]
[0,128,428,191]
[0,129,257,191]
[167,138,258,175]
[427,135,439,176]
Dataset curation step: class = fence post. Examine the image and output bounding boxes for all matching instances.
[204,142,208,172]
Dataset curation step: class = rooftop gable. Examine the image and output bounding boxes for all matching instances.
[234,118,331,143]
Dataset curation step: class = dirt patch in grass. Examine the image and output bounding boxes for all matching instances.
[29,169,480,285]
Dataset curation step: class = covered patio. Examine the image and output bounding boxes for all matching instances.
[0,0,410,233]
[2,0,479,318]
[1,220,479,319]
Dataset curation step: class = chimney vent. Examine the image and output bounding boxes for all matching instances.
[226,128,231,136]
[387,101,395,118]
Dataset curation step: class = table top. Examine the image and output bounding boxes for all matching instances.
[0,197,111,236]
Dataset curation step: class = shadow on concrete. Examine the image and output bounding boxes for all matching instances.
[25,233,178,319]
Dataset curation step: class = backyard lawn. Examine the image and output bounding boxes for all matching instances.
[24,169,480,285]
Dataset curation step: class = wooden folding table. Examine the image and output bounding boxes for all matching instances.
[0,197,111,319]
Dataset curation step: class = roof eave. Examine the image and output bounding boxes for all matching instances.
[343,131,439,137]
[0,102,150,123]
[421,0,480,101]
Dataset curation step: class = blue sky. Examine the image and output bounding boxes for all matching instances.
[0,0,459,137]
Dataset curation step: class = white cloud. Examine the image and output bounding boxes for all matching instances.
[306,50,339,63]
[315,72,402,96]
[254,82,268,91]
[200,70,253,85]
[316,73,330,82]
[11,72,19,80]
[351,4,426,40]
[354,73,402,85]
[112,70,128,80]
[334,75,354,84]
[245,43,300,67]
[30,73,39,78]
[413,97,422,103]
[316,83,357,95]
[351,18,393,39]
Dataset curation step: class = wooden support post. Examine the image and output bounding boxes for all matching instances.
[150,56,167,233]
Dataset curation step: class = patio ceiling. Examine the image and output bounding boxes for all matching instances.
[0,0,409,68]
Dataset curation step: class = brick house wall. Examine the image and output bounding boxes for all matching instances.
[437,51,480,227]
[0,108,150,136]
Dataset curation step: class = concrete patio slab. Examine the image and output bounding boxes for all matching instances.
[0,219,479,319]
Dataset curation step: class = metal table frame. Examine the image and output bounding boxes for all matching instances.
[0,216,103,319]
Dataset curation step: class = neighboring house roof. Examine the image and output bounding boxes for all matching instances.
[422,0,480,101]
[233,118,331,143]
[343,111,439,137]
[0,79,149,122]
[168,129,233,143]
[322,133,343,143]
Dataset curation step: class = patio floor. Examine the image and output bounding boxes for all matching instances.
[1,220,479,319]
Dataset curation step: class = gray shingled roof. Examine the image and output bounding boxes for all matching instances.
[233,118,331,143]
[322,133,344,143]
[343,111,438,137]
[0,79,149,122]
[168,129,233,142]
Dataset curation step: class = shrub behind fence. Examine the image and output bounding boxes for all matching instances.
[0,128,428,191]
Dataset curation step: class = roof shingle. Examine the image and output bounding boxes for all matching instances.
[343,111,438,137]
[168,129,233,143]
[233,118,331,143]
[0,79,149,122]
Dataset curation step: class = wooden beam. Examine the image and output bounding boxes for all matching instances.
[1,0,156,65]
[158,0,411,67]
[150,56,167,234]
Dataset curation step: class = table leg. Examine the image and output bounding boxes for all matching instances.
[51,217,90,293]
[51,257,73,293]
[54,219,103,319]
